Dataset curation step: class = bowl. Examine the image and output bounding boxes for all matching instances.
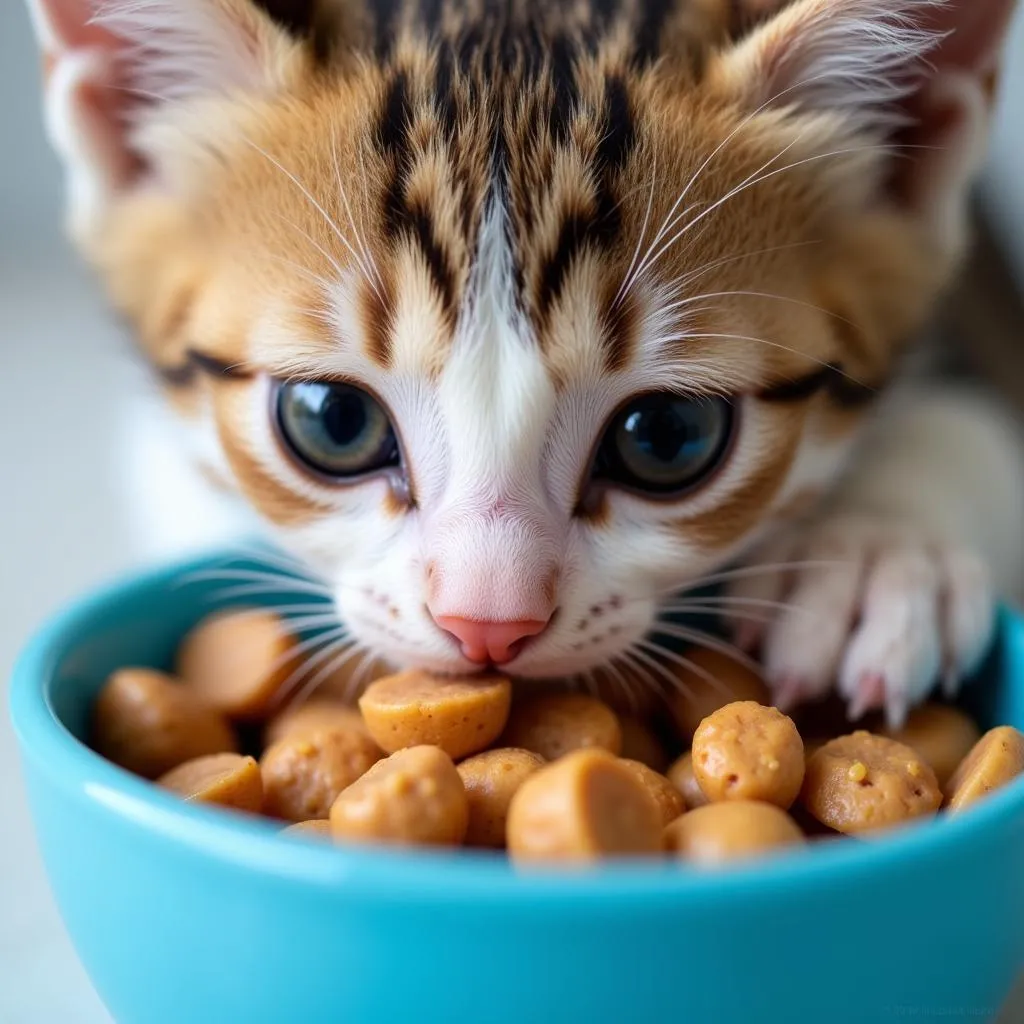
[10,551,1024,1024]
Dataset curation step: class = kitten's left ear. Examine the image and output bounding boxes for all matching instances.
[711,0,1019,253]
[25,0,311,247]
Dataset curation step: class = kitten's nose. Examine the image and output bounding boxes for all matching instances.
[433,616,550,665]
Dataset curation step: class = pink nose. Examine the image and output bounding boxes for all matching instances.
[433,616,550,665]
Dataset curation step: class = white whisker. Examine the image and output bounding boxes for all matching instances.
[622,645,701,703]
[656,603,776,626]
[647,623,762,675]
[633,639,731,698]
[288,640,368,709]
[243,138,384,304]
[265,625,349,680]
[182,567,329,591]
[332,131,383,295]
[643,143,895,283]
[659,289,862,330]
[270,629,355,708]
[659,594,819,619]
[614,151,658,308]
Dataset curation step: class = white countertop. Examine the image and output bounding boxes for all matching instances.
[2,4,1023,1022]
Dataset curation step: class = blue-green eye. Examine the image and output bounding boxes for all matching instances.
[592,394,734,495]
[275,381,400,479]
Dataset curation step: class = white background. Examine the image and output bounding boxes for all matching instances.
[1,4,1023,1022]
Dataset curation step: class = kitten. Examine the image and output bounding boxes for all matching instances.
[26,0,1024,725]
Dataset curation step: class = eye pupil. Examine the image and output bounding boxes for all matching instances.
[276,381,401,480]
[324,391,368,447]
[625,408,693,463]
[594,394,733,496]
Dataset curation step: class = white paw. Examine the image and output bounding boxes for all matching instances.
[723,517,997,728]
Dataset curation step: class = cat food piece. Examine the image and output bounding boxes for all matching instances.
[457,748,547,847]
[330,745,468,846]
[261,727,384,822]
[619,717,669,773]
[281,819,332,839]
[264,699,369,746]
[619,759,686,826]
[665,801,806,866]
[667,649,771,740]
[667,752,710,810]
[158,753,263,812]
[944,726,1024,813]
[801,732,942,835]
[176,609,297,720]
[692,701,805,809]
[880,703,982,788]
[92,668,238,779]
[501,694,622,761]
[789,802,846,841]
[506,749,662,862]
[358,671,512,760]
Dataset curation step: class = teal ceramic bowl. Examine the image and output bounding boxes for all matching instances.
[10,552,1024,1024]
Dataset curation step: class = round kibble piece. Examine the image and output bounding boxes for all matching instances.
[692,701,804,808]
[281,819,332,839]
[506,749,662,862]
[667,752,709,810]
[801,732,942,835]
[618,717,668,773]
[176,610,296,719]
[619,759,685,826]
[457,748,546,848]
[330,745,468,846]
[501,694,622,761]
[881,703,982,788]
[261,727,384,822]
[158,753,263,812]
[358,671,512,760]
[265,699,369,746]
[92,668,238,779]
[944,726,1024,813]
[667,649,770,740]
[665,801,805,866]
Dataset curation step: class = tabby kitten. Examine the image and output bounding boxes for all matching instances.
[26,0,1024,725]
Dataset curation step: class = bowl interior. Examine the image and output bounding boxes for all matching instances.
[12,547,1024,896]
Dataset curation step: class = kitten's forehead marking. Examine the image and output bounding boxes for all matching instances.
[438,201,556,489]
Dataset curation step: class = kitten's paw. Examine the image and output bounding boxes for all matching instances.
[723,518,996,728]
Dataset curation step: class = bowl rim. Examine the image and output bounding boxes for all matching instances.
[10,551,1024,906]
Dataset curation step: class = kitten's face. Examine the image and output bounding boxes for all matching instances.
[32,0,1012,680]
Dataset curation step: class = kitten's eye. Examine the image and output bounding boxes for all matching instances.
[275,381,400,479]
[592,394,734,495]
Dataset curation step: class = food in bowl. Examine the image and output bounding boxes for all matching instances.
[87,608,1024,864]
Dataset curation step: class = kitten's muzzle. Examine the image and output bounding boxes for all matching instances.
[433,616,551,666]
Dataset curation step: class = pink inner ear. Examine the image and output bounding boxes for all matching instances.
[34,0,123,54]
[919,0,1018,75]
[75,71,149,193]
[884,0,1017,213]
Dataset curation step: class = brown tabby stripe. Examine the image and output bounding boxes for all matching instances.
[157,350,253,387]
[757,365,878,408]
[537,76,636,322]
[376,71,457,326]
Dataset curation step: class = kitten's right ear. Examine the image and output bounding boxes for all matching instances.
[25,0,311,246]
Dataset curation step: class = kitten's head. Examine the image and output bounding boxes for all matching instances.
[29,0,1017,679]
